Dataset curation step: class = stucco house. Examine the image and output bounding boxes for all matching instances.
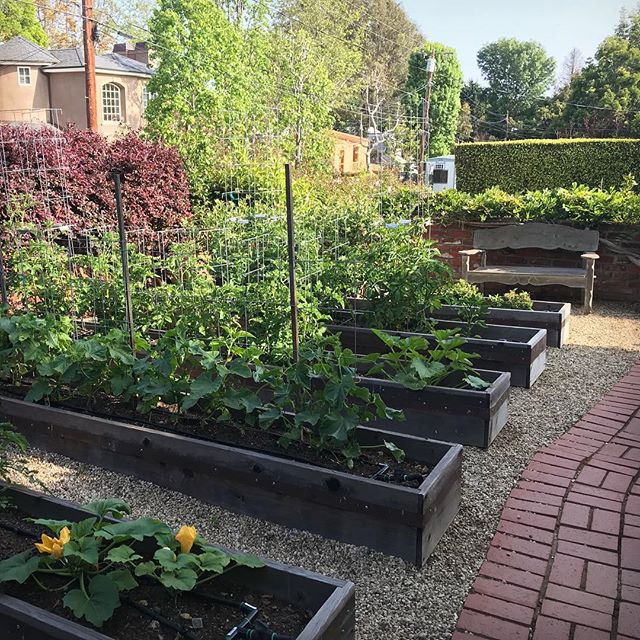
[0,36,153,138]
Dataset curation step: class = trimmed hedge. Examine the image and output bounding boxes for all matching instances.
[456,138,640,193]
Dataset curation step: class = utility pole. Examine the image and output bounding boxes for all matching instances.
[82,0,98,132]
[418,52,436,184]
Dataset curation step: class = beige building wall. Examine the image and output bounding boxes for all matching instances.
[0,65,50,123]
[47,71,149,138]
[332,134,369,175]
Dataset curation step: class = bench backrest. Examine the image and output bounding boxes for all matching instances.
[473,223,599,252]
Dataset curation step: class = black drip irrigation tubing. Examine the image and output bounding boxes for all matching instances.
[123,596,201,640]
[191,590,294,640]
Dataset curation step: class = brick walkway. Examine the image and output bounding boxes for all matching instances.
[453,363,640,640]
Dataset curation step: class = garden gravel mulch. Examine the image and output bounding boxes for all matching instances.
[12,302,640,640]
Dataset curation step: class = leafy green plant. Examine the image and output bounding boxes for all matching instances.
[0,499,263,628]
[0,422,39,508]
[487,289,533,310]
[0,311,406,469]
[254,337,405,467]
[361,328,489,391]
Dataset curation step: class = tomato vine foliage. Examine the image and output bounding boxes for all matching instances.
[0,126,191,230]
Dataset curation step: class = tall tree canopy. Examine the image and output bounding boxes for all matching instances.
[35,0,155,51]
[562,9,640,137]
[477,38,556,117]
[0,0,48,47]
[404,42,463,157]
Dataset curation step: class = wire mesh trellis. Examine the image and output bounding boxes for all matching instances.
[0,101,438,361]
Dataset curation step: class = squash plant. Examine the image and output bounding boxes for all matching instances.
[0,499,263,628]
[361,328,490,390]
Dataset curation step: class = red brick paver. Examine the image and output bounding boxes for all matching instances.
[454,363,640,640]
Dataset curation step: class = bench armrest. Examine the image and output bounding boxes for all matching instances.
[459,249,485,256]
[581,252,599,260]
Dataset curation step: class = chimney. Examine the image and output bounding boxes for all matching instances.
[112,42,149,66]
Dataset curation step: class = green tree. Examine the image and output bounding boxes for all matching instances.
[145,0,274,200]
[460,80,498,141]
[336,0,423,133]
[477,38,556,117]
[562,10,640,137]
[0,0,48,47]
[456,101,473,142]
[272,0,364,166]
[403,42,463,157]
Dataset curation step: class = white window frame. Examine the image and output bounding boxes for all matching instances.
[102,83,123,123]
[142,85,151,111]
[17,67,31,86]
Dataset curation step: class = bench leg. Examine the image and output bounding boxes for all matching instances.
[583,259,596,313]
[461,255,470,280]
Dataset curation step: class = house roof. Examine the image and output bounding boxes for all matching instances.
[330,130,368,145]
[46,48,153,76]
[0,37,153,76]
[0,36,59,65]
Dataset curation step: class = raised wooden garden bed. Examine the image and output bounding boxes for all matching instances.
[357,370,511,449]
[329,322,546,388]
[0,484,356,640]
[0,396,462,567]
[430,301,571,348]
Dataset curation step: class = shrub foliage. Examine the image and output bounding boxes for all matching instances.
[0,126,192,230]
[455,138,640,193]
[427,180,640,226]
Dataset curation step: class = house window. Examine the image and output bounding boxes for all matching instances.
[143,85,152,111]
[18,67,31,86]
[102,83,122,122]
[353,145,359,164]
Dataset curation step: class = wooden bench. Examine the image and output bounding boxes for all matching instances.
[459,223,600,313]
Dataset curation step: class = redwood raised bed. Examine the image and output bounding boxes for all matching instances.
[0,485,356,640]
[357,369,511,449]
[329,322,546,388]
[430,301,571,348]
[0,396,462,567]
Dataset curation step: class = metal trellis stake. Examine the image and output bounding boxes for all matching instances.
[0,234,7,306]
[112,172,136,352]
[284,163,299,363]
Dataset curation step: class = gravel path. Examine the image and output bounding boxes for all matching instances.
[13,302,640,640]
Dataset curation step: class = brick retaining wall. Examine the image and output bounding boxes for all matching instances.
[428,222,640,303]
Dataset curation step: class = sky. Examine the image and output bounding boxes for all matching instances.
[400,0,632,83]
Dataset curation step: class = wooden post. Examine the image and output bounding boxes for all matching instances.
[82,0,98,131]
[112,173,135,350]
[284,164,299,362]
[0,234,7,306]
[460,254,470,280]
[583,257,596,314]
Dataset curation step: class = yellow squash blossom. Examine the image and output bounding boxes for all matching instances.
[35,526,71,558]
[175,525,197,553]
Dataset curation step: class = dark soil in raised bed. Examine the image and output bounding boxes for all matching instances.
[0,508,311,639]
[0,383,430,489]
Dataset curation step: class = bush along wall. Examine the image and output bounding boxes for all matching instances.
[0,126,192,230]
[426,181,640,227]
[455,138,640,194]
